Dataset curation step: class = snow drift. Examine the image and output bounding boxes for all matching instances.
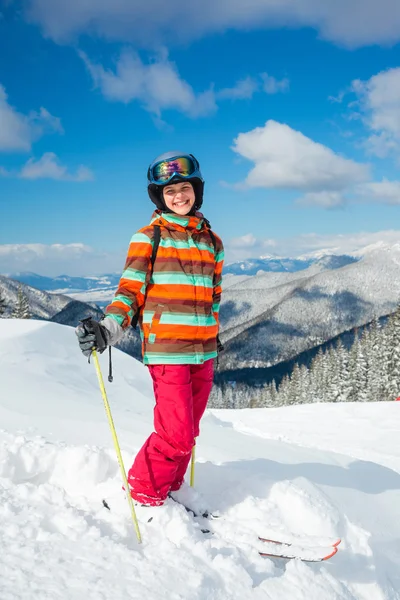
[1,319,400,599]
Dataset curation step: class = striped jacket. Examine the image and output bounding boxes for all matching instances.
[105,210,224,365]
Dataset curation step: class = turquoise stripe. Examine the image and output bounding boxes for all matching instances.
[121,268,146,283]
[158,239,190,249]
[130,232,152,245]
[212,303,220,313]
[106,313,125,327]
[112,294,133,309]
[151,273,213,287]
[203,351,218,361]
[161,314,217,326]
[196,242,214,252]
[144,352,217,365]
[142,311,217,326]
[158,237,214,254]
[215,250,224,262]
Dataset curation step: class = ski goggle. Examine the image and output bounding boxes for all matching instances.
[148,155,198,185]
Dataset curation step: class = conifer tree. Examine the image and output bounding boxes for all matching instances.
[0,287,6,317]
[11,285,31,319]
[385,305,400,400]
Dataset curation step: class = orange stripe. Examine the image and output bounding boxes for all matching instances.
[143,325,218,340]
[155,248,214,260]
[127,242,152,258]
[112,301,130,312]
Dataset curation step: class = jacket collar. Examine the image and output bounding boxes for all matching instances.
[150,210,207,232]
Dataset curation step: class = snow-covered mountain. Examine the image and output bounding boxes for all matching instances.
[0,274,72,319]
[4,241,400,373]
[7,252,358,290]
[224,253,358,276]
[0,275,142,360]
[4,271,120,294]
[1,318,400,599]
[219,242,400,369]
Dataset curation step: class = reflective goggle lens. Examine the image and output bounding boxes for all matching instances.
[152,156,195,183]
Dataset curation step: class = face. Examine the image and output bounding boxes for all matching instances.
[163,181,195,215]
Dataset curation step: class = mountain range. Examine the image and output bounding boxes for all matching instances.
[7,250,359,293]
[2,241,400,376]
[219,241,400,370]
[223,252,358,276]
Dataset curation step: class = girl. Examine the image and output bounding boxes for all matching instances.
[76,151,224,510]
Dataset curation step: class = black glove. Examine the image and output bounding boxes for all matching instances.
[217,334,224,353]
[75,317,110,357]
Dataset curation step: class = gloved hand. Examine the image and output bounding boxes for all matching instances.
[75,317,110,357]
[217,334,224,353]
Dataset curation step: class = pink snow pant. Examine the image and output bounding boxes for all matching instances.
[127,359,214,506]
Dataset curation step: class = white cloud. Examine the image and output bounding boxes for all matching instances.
[0,85,33,151]
[80,49,217,118]
[296,191,346,209]
[20,153,94,181]
[0,84,63,152]
[357,179,400,204]
[30,107,64,135]
[229,234,277,256]
[4,231,400,275]
[81,50,284,117]
[261,73,289,95]
[351,67,400,157]
[232,120,369,191]
[226,229,400,262]
[27,0,400,49]
[0,243,123,277]
[230,233,258,249]
[217,77,259,100]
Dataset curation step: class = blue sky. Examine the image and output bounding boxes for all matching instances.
[1,1,400,275]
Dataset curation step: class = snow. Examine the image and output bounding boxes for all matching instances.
[1,320,400,599]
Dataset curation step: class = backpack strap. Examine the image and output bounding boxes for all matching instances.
[208,229,217,258]
[150,225,161,275]
[131,225,161,329]
[203,218,217,258]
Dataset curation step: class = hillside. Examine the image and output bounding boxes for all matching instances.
[0,274,71,319]
[0,275,142,360]
[1,319,400,599]
[219,243,400,369]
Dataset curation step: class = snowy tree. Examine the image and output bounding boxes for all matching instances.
[0,288,6,317]
[309,348,325,403]
[299,365,311,404]
[269,380,278,406]
[11,285,31,319]
[384,306,400,401]
[325,345,341,403]
[365,317,383,402]
[288,363,302,405]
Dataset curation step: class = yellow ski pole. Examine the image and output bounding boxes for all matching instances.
[92,350,142,544]
[190,440,196,487]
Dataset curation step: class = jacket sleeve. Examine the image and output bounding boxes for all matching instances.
[212,235,224,326]
[105,230,153,330]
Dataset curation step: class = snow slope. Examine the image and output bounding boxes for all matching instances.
[1,320,400,599]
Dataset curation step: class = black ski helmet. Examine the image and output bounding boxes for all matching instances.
[147,151,205,211]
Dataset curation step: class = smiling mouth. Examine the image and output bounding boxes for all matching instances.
[173,199,190,207]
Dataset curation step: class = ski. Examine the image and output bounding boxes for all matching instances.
[258,534,341,549]
[102,497,340,562]
[258,540,339,562]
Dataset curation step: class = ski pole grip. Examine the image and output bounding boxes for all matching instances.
[80,317,108,354]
